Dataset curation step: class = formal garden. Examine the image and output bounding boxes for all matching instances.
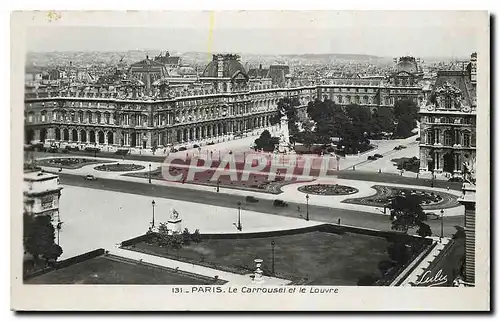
[121,226,432,286]
[94,163,146,172]
[298,184,359,196]
[36,157,112,169]
[125,166,313,194]
[343,185,459,210]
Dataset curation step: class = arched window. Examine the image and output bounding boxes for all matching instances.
[444,131,453,146]
[426,130,434,144]
[444,96,452,109]
[463,131,471,147]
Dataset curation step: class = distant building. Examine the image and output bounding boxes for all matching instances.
[154,51,182,68]
[418,52,477,176]
[23,171,63,222]
[389,56,424,87]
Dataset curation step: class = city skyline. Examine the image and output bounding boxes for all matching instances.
[24,11,483,58]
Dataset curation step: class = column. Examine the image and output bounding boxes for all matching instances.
[95,131,99,144]
[419,148,428,171]
[434,151,439,171]
[77,130,81,143]
[34,129,41,142]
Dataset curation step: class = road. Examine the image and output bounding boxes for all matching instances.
[59,173,464,237]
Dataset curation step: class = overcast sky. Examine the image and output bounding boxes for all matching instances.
[24,11,486,58]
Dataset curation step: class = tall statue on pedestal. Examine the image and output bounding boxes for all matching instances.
[277,105,292,154]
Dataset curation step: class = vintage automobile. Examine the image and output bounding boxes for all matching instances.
[85,175,98,181]
[245,196,259,203]
[273,199,288,207]
[373,153,384,158]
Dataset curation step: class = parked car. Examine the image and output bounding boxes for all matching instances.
[416,137,421,141]
[245,196,259,203]
[85,175,98,181]
[170,148,179,153]
[193,144,200,148]
[399,145,407,149]
[374,153,383,158]
[448,177,464,183]
[394,146,402,151]
[273,199,288,207]
[65,145,79,151]
[48,145,59,153]
[178,147,187,151]
[367,155,376,161]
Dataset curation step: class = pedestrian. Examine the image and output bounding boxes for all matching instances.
[379,168,381,174]
[353,165,356,171]
[297,205,301,212]
[447,186,450,191]
[337,218,341,225]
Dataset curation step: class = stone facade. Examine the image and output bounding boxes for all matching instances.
[418,53,477,176]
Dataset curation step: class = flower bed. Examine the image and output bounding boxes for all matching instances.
[94,163,146,172]
[342,185,459,210]
[37,157,112,169]
[298,184,359,196]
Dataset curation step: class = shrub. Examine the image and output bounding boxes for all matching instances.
[191,229,202,243]
[182,228,191,245]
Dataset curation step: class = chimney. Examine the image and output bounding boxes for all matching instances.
[470,52,477,85]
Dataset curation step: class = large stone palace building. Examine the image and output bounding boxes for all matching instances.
[418,53,477,176]
[24,54,427,150]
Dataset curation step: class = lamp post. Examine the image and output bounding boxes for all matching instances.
[236,201,242,231]
[440,209,444,242]
[271,241,276,275]
[148,164,152,184]
[305,194,310,221]
[151,200,156,228]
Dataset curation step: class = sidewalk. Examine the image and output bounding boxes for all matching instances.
[110,247,292,285]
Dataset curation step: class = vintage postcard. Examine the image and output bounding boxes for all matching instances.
[10,10,490,311]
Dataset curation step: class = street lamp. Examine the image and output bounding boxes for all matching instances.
[56,222,62,245]
[305,194,310,221]
[148,164,152,183]
[235,201,242,231]
[151,200,156,228]
[271,241,276,275]
[440,209,444,242]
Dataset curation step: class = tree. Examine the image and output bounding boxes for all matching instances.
[170,233,184,250]
[394,99,418,119]
[23,214,63,267]
[156,222,170,247]
[254,130,279,152]
[394,113,417,138]
[182,228,191,245]
[191,229,202,243]
[370,107,395,136]
[388,194,430,235]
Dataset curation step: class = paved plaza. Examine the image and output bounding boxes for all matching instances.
[57,185,322,260]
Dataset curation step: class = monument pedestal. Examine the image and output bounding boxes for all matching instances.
[168,218,182,235]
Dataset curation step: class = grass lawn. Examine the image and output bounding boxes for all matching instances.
[25,255,226,285]
[130,231,393,285]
